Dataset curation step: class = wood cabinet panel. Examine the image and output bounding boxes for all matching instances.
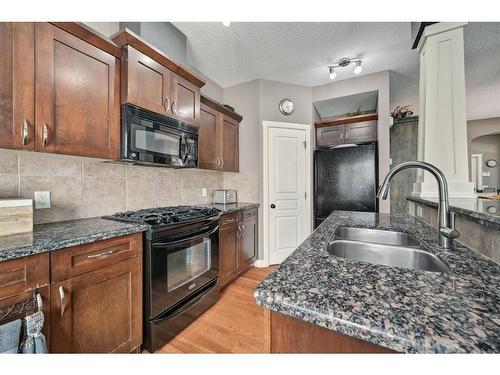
[199,103,220,169]
[219,220,240,289]
[0,22,35,151]
[269,310,395,353]
[221,115,239,172]
[50,233,142,282]
[239,210,258,272]
[122,46,171,115]
[34,23,120,159]
[170,73,200,126]
[0,253,49,299]
[50,256,142,353]
[316,125,344,147]
[344,121,377,144]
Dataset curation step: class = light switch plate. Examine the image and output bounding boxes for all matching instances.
[202,188,208,198]
[34,191,51,209]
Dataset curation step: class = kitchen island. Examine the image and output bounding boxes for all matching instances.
[254,211,500,353]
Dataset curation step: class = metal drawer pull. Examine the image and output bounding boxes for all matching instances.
[87,249,117,259]
[42,123,48,147]
[22,119,29,145]
[59,286,65,317]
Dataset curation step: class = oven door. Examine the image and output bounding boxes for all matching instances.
[148,223,219,318]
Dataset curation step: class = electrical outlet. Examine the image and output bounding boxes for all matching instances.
[34,191,51,209]
[202,188,208,198]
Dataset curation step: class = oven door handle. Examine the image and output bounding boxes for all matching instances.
[153,225,219,247]
[151,278,219,323]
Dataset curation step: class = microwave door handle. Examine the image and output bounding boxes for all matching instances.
[179,135,189,164]
[153,225,219,247]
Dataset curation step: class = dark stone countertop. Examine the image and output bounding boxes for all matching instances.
[0,217,149,263]
[254,210,500,353]
[203,202,260,213]
[407,196,500,230]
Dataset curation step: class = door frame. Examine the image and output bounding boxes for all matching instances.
[471,153,483,191]
[260,121,312,267]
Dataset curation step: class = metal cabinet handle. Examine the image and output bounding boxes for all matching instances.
[345,130,349,141]
[221,157,224,169]
[42,123,48,147]
[236,224,242,238]
[216,156,221,169]
[59,286,66,317]
[164,97,171,112]
[22,119,29,145]
[241,224,246,238]
[171,101,177,114]
[87,249,117,259]
[340,131,343,142]
[36,292,43,311]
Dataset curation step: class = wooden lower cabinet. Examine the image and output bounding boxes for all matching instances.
[50,256,142,353]
[266,310,395,353]
[219,208,258,289]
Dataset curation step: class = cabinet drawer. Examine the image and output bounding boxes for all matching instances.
[0,253,49,299]
[242,207,257,220]
[220,212,240,229]
[51,233,142,282]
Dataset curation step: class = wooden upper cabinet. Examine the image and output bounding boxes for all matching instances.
[199,103,220,169]
[112,28,204,126]
[221,115,239,172]
[199,96,242,172]
[344,121,377,144]
[315,114,378,148]
[34,23,120,159]
[0,23,35,151]
[121,46,171,115]
[171,73,200,126]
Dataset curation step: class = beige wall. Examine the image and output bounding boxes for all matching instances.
[0,149,222,224]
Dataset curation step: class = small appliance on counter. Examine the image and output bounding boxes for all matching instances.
[0,199,33,237]
[212,189,237,204]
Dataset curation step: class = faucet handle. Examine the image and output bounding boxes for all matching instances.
[440,211,460,240]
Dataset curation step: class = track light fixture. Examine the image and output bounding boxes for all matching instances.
[327,57,363,80]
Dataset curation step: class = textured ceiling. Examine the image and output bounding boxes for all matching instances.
[174,22,500,120]
[175,22,418,88]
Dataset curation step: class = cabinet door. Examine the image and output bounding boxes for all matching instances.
[0,23,35,151]
[170,73,200,126]
[50,257,142,353]
[35,23,120,159]
[344,121,377,144]
[316,125,344,147]
[199,103,220,170]
[123,46,172,115]
[220,115,239,172]
[219,215,240,289]
[239,210,258,272]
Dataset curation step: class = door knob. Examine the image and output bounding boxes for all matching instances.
[270,204,276,209]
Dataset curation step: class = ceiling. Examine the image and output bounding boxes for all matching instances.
[174,22,418,88]
[174,22,500,120]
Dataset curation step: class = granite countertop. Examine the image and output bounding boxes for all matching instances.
[254,211,500,353]
[408,196,500,230]
[0,217,149,263]
[203,202,260,213]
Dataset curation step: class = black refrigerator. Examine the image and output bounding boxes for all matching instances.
[314,144,378,228]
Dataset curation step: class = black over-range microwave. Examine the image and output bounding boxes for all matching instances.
[121,104,198,168]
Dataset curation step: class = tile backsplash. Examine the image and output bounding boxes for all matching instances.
[0,150,224,224]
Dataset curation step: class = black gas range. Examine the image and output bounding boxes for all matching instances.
[104,205,222,352]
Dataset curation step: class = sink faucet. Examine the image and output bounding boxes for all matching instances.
[377,161,460,249]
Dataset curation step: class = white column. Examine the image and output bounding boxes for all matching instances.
[413,22,475,198]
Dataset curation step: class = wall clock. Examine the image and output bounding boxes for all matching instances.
[486,159,497,168]
[279,98,295,116]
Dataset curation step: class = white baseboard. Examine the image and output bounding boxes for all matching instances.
[254,259,269,268]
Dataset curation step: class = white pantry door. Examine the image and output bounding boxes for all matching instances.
[268,126,308,264]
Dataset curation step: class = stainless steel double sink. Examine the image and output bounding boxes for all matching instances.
[327,227,450,273]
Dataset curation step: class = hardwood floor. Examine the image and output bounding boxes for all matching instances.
[157,266,276,354]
